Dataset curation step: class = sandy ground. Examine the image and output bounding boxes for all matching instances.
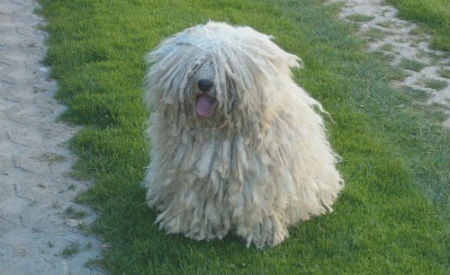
[329,0,450,128]
[0,0,104,274]
[0,0,449,274]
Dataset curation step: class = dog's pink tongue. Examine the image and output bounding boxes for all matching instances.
[196,95,216,118]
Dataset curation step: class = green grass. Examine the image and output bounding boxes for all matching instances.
[346,14,375,23]
[387,0,450,52]
[380,43,395,52]
[61,242,81,259]
[38,0,450,274]
[420,78,449,91]
[399,58,428,72]
[65,206,88,219]
[363,27,391,42]
[438,68,450,79]
[376,20,399,29]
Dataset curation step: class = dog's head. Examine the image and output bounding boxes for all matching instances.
[145,22,302,131]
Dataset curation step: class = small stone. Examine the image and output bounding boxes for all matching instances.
[66,219,83,227]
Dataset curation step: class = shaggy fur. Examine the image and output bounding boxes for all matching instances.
[143,22,344,249]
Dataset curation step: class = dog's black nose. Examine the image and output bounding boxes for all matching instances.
[198,79,214,92]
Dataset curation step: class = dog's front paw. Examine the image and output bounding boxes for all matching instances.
[240,216,288,249]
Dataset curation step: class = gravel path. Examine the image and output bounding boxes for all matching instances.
[0,1,104,274]
[329,0,450,129]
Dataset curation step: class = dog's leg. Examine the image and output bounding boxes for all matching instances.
[238,215,289,249]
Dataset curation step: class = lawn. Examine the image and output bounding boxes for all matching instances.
[387,0,450,51]
[38,0,450,274]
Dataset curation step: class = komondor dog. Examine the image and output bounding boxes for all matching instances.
[143,22,343,249]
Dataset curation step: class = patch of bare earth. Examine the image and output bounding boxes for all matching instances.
[0,1,104,274]
[328,0,450,129]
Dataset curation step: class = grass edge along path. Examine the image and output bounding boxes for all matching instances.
[38,0,450,274]
[387,0,450,51]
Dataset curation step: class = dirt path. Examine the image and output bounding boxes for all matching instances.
[329,0,450,129]
[0,1,103,274]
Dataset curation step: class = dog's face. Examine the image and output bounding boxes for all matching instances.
[163,52,241,131]
[145,22,302,131]
[187,58,239,125]
[191,60,218,119]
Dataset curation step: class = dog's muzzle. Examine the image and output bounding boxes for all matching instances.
[195,79,217,118]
